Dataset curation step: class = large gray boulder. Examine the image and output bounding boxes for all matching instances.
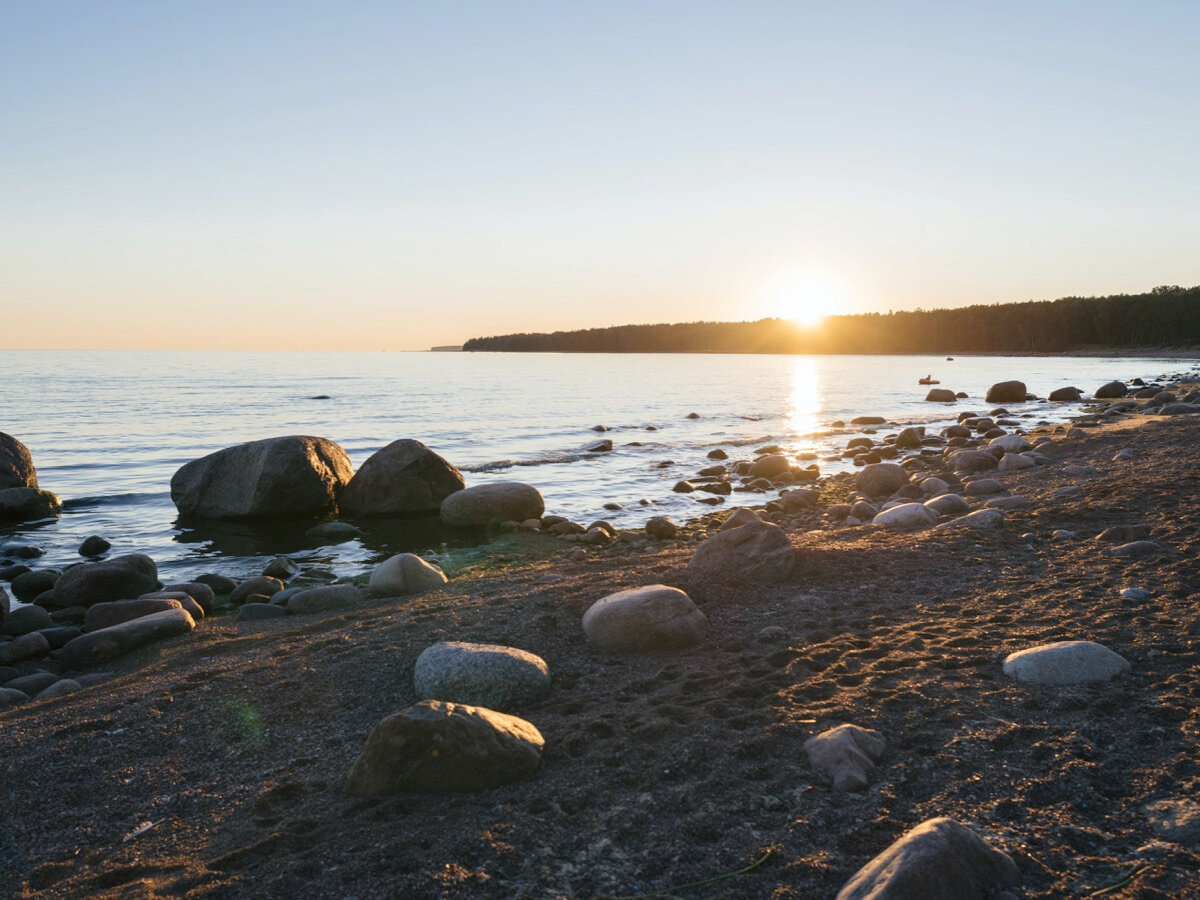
[1048,386,1082,401]
[339,439,465,516]
[855,463,907,498]
[440,482,544,527]
[1003,640,1130,685]
[344,700,544,796]
[56,608,195,669]
[687,520,794,584]
[1094,380,1128,399]
[368,553,447,598]
[170,435,353,519]
[984,381,1027,403]
[0,487,62,523]
[0,433,37,489]
[582,585,709,652]
[40,554,158,609]
[837,817,1020,899]
[413,641,550,710]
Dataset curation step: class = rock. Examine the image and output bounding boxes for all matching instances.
[706,449,728,460]
[260,556,298,580]
[1048,386,1082,401]
[0,564,32,582]
[163,582,217,614]
[38,625,82,649]
[984,381,1027,404]
[287,584,362,615]
[895,427,925,449]
[781,488,819,512]
[720,507,761,530]
[1003,640,1130,685]
[11,569,59,602]
[988,434,1031,453]
[950,450,998,473]
[1096,524,1150,543]
[1120,587,1151,600]
[36,678,81,700]
[1063,464,1100,477]
[1112,448,1134,462]
[0,687,29,709]
[338,439,465,516]
[78,535,112,556]
[1159,402,1200,415]
[236,602,287,621]
[306,521,363,543]
[5,671,59,697]
[41,554,158,609]
[1144,798,1200,846]
[925,388,957,402]
[836,817,1020,900]
[413,642,550,711]
[984,496,1032,510]
[440,482,545,527]
[804,724,886,791]
[0,433,38,489]
[58,608,195,668]
[0,487,62,523]
[921,477,950,495]
[672,481,696,493]
[936,509,1004,530]
[851,416,886,425]
[1106,540,1166,559]
[963,479,1003,496]
[849,500,878,520]
[855,463,908,497]
[1094,380,1128,399]
[686,412,701,419]
[345,700,544,795]
[368,553,448,598]
[644,516,678,539]
[748,455,791,478]
[230,576,285,605]
[687,521,795,584]
[997,453,1036,472]
[0,631,51,665]
[170,435,353,519]
[194,573,238,595]
[923,494,970,517]
[2,604,54,636]
[85,598,183,631]
[582,585,708,652]
[872,504,937,531]
[582,439,613,453]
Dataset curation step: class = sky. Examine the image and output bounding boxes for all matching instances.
[2,1,1199,350]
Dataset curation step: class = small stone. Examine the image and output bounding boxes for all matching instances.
[1003,640,1130,685]
[1106,540,1166,559]
[804,724,886,791]
[230,576,285,605]
[644,516,679,539]
[936,509,1004,530]
[413,641,550,711]
[78,535,112,556]
[194,573,238,595]
[368,553,448,598]
[1120,587,1151,600]
[262,556,299,580]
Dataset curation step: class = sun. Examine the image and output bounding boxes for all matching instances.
[765,269,845,327]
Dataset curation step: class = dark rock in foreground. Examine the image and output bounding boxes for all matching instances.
[687,520,795,584]
[0,433,38,490]
[339,439,465,516]
[344,700,544,796]
[0,487,62,523]
[40,554,158,610]
[57,608,196,669]
[171,435,353,519]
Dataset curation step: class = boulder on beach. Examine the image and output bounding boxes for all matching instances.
[988,434,1031,453]
[287,584,363,615]
[170,435,354,519]
[644,516,678,539]
[950,450,998,473]
[1160,402,1200,415]
[984,380,1026,403]
[748,454,791,478]
[924,493,970,517]
[582,584,709,652]
[413,641,550,710]
[924,388,957,402]
[230,576,285,605]
[1094,380,1128,399]
[687,520,794,584]
[0,433,38,489]
[805,724,886,792]
[338,439,465,516]
[57,608,196,669]
[368,553,448,598]
[3,604,52,636]
[836,817,1020,900]
[0,631,50,665]
[344,700,544,796]
[872,503,937,531]
[0,487,62,523]
[997,453,1036,472]
[440,482,545,527]
[1048,386,1083,401]
[1003,640,1130,685]
[936,508,1004,530]
[855,462,908,497]
[85,598,183,631]
[40,554,158,610]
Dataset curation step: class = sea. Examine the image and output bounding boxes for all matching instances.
[1,350,1194,590]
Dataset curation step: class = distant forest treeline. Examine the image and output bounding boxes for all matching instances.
[462,285,1200,354]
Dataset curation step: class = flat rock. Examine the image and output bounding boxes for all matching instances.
[344,699,544,796]
[339,439,465,516]
[837,817,1020,900]
[687,520,795,584]
[936,509,1004,530]
[368,553,448,598]
[287,584,362,615]
[85,598,183,631]
[413,641,550,711]
[872,503,937,531]
[804,724,886,792]
[1106,540,1166,559]
[984,496,1032,510]
[440,482,545,527]
[237,602,287,621]
[57,608,196,669]
[583,584,708,652]
[1003,640,1130,685]
[306,521,363,543]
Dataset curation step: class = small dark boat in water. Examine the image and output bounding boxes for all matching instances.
[918,376,940,385]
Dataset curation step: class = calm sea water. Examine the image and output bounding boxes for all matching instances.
[0,351,1191,587]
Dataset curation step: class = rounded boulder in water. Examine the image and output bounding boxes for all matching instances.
[440,482,544,527]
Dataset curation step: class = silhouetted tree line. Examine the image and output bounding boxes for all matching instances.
[462,286,1200,354]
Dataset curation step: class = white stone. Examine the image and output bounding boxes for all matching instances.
[1003,640,1130,685]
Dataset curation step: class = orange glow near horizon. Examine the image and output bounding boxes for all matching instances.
[765,268,848,329]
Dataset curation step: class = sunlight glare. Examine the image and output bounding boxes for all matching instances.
[767,269,845,328]
[788,356,821,439]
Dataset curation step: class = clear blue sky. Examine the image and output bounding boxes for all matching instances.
[3,1,1198,349]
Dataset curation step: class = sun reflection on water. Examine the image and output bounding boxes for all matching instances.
[788,356,821,440]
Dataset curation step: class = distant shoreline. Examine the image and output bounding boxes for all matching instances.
[459,346,1200,359]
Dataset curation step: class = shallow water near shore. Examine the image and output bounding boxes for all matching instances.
[1,350,1192,586]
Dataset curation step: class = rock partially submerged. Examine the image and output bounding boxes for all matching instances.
[339,439,465,516]
[0,487,62,524]
[440,482,544,527]
[837,817,1020,899]
[41,554,158,610]
[344,700,544,795]
[985,380,1026,403]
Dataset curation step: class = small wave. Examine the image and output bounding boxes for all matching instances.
[63,492,167,509]
[460,451,597,473]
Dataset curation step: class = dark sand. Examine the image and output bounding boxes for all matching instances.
[1,414,1198,898]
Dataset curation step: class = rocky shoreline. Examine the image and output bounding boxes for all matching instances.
[1,369,1199,897]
